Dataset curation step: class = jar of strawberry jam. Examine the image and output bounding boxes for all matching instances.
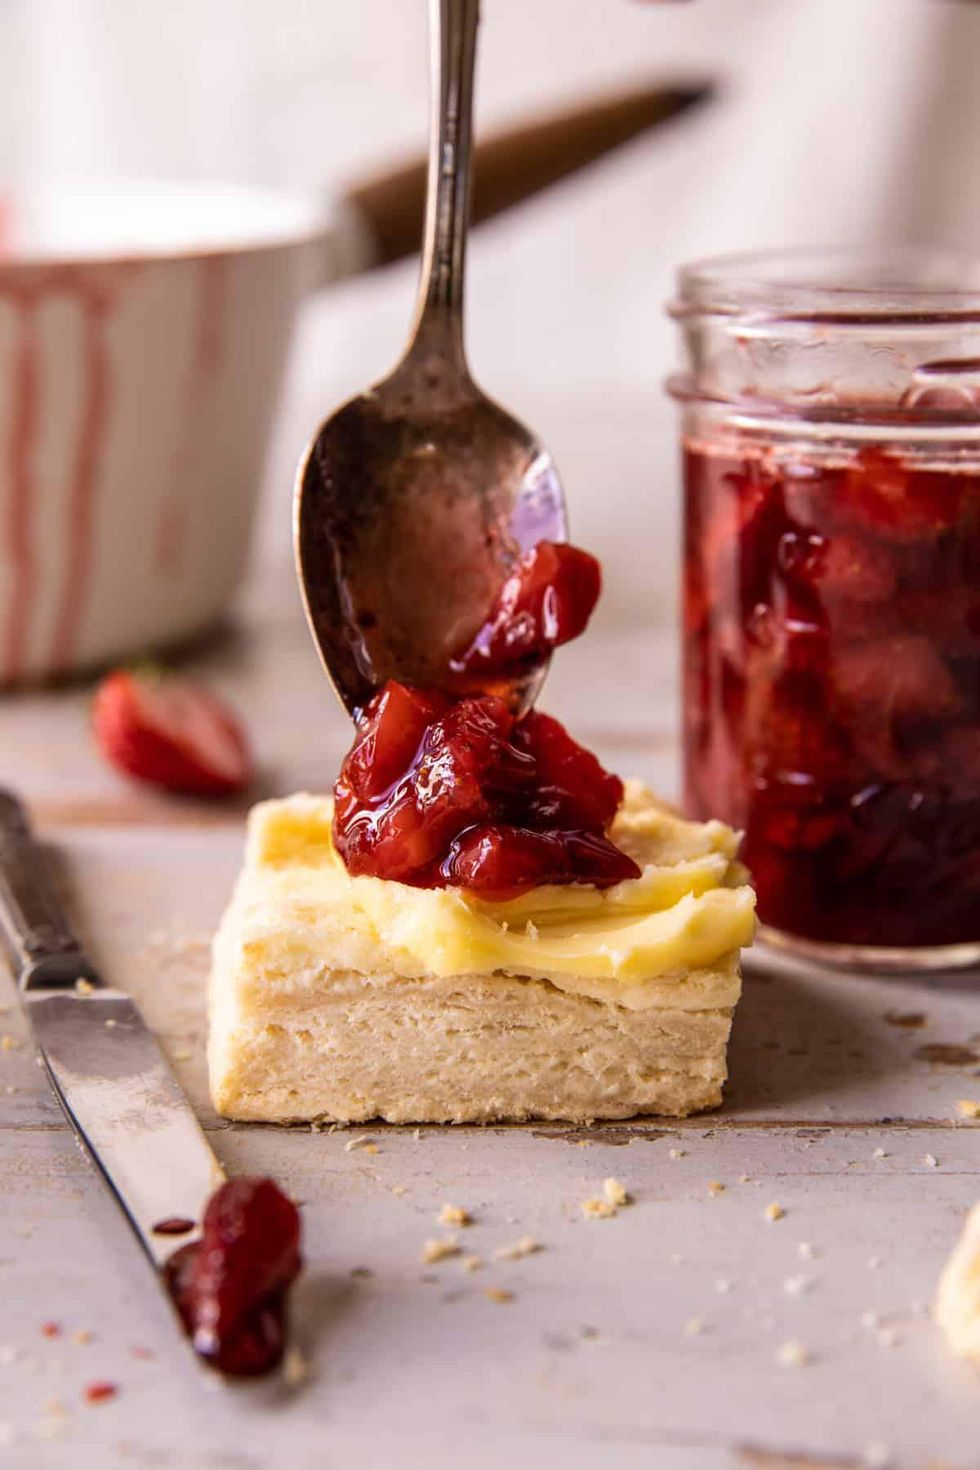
[669,249,980,970]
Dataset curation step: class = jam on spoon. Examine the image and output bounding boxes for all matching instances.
[165,1177,301,1377]
[449,541,601,683]
[332,539,639,899]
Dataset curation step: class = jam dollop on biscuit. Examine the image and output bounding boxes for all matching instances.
[334,685,639,898]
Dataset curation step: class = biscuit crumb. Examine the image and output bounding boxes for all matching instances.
[684,1317,704,1337]
[34,1416,66,1441]
[422,1236,460,1264]
[739,1174,751,1184]
[924,1153,938,1168]
[345,1135,376,1152]
[668,1148,685,1160]
[462,1255,483,1273]
[484,1288,514,1304]
[70,1330,92,1347]
[581,1197,616,1220]
[494,1236,540,1261]
[706,1180,725,1197]
[74,978,95,997]
[764,1202,785,1222]
[603,1177,630,1208]
[783,1275,811,1297]
[884,1010,925,1029]
[1,1036,21,1052]
[776,1339,810,1368]
[438,1204,472,1228]
[956,1099,980,1119]
[391,1185,408,1197]
[872,1147,887,1160]
[282,1346,310,1388]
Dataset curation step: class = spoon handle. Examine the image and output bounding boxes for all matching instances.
[411,0,480,356]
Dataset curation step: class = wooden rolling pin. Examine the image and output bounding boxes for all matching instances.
[344,79,711,266]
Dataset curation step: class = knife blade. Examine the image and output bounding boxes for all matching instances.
[0,789,225,1275]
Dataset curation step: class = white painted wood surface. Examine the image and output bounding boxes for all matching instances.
[2,564,980,1470]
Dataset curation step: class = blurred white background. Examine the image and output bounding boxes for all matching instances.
[2,0,980,628]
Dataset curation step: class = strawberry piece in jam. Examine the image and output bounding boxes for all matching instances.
[165,1178,301,1378]
[450,542,601,678]
[443,823,637,898]
[334,696,515,884]
[333,682,638,897]
[833,636,962,726]
[836,450,972,543]
[514,710,624,829]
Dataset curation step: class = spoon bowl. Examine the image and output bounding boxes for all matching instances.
[295,0,568,719]
[296,347,566,717]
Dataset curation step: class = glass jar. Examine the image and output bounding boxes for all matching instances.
[669,249,980,971]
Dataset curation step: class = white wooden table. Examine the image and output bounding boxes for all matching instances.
[2,548,979,1470]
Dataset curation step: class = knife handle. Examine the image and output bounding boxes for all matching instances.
[0,789,100,992]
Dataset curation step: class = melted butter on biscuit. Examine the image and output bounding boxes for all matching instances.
[243,782,755,1009]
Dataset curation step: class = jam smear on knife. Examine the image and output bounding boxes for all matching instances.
[165,1177,302,1377]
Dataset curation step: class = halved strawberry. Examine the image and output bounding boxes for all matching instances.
[93,669,251,796]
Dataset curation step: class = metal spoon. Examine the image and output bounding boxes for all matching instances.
[295,0,567,718]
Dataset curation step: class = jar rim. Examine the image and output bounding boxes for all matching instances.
[671,245,980,321]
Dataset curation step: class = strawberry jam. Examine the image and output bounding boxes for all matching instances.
[450,542,601,683]
[334,683,638,897]
[684,442,980,950]
[165,1177,301,1377]
[332,538,636,897]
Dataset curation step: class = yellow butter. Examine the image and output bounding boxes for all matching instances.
[244,782,755,1006]
[937,1203,980,1366]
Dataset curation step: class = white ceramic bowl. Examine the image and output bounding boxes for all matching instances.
[0,177,366,685]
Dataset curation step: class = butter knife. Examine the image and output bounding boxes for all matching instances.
[0,789,224,1274]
